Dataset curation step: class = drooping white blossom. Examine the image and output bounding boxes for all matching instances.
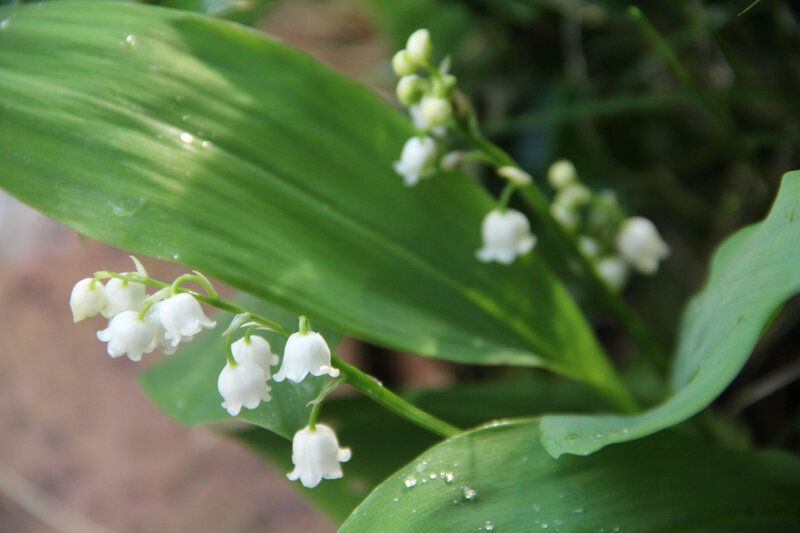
[102,277,146,318]
[393,136,437,186]
[476,208,537,265]
[405,29,432,63]
[596,256,629,291]
[96,310,158,362]
[615,216,670,274]
[231,336,280,380]
[287,424,352,488]
[70,278,107,322]
[156,293,216,348]
[273,331,339,383]
[145,302,182,355]
[217,360,271,416]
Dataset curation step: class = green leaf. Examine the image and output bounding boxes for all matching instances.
[540,171,800,457]
[229,377,607,522]
[0,1,630,404]
[340,419,800,532]
[138,295,340,438]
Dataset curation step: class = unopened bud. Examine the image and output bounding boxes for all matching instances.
[420,96,452,126]
[391,49,417,77]
[396,74,425,106]
[497,166,532,186]
[547,159,577,190]
[440,151,463,171]
[406,29,432,63]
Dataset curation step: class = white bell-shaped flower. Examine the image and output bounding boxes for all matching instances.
[156,293,216,348]
[393,136,437,187]
[101,277,146,318]
[232,336,280,380]
[70,278,107,322]
[145,302,182,355]
[97,310,158,362]
[273,331,339,383]
[420,96,452,127]
[217,360,271,416]
[476,209,537,265]
[615,216,670,274]
[596,256,629,291]
[287,424,351,488]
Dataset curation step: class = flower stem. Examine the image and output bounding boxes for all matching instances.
[331,355,461,438]
[453,124,668,374]
[99,271,461,439]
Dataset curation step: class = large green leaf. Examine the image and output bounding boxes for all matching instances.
[0,1,631,404]
[340,419,800,532]
[231,377,606,522]
[540,171,800,457]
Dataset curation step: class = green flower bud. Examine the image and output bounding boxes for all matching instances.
[396,74,425,107]
[406,29,432,63]
[547,159,577,190]
[392,49,417,77]
[420,96,452,127]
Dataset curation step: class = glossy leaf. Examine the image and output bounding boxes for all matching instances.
[0,1,629,402]
[540,171,800,457]
[230,377,607,522]
[340,419,800,532]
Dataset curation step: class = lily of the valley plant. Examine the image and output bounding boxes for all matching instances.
[3,3,800,531]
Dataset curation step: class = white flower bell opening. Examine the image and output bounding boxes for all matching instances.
[476,208,537,265]
[615,216,670,274]
[157,293,216,347]
[217,360,271,416]
[287,424,351,488]
[273,331,339,383]
[231,336,280,380]
[97,310,158,362]
[70,278,107,322]
[393,136,437,186]
[102,277,146,318]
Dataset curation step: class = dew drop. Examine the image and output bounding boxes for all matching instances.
[532,503,540,512]
[181,114,190,121]
[461,485,477,501]
[621,428,629,435]
[0,19,9,30]
[201,140,211,149]
[180,132,194,144]
[172,253,181,260]
[109,197,145,217]
[392,498,399,503]
[403,475,417,488]
[541,523,549,529]
[429,473,437,480]
[442,472,455,484]
[485,521,494,531]
[570,508,584,515]
[125,34,137,47]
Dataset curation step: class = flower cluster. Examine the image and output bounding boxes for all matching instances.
[546,159,670,290]
[70,264,216,362]
[71,260,350,489]
[391,29,538,266]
